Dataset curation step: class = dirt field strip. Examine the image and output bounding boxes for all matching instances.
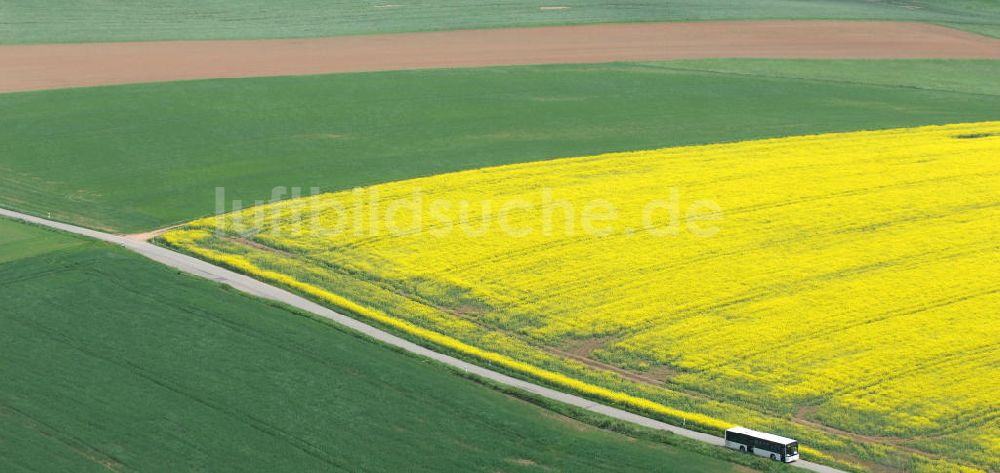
[0,207,847,473]
[2,21,998,94]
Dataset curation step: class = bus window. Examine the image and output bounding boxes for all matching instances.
[786,442,798,456]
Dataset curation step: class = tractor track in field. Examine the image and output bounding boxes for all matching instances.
[1,20,999,94]
[0,207,847,473]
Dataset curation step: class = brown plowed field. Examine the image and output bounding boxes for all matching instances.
[2,21,998,93]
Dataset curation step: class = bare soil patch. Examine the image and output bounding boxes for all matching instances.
[1,21,997,93]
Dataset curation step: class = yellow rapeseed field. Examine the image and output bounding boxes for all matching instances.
[164,122,1000,471]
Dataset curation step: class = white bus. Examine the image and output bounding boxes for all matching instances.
[725,427,799,463]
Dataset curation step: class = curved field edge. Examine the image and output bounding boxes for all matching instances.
[154,226,978,473]
[4,60,1000,234]
[2,0,999,44]
[160,122,1000,472]
[155,229,855,472]
[1,216,769,473]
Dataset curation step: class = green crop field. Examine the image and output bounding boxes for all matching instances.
[1,60,999,233]
[0,218,761,473]
[646,59,1000,96]
[0,218,85,264]
[2,0,998,44]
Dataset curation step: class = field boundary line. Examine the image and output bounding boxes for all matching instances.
[0,207,845,473]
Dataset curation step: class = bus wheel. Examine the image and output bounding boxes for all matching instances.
[739,446,746,453]
[770,454,777,461]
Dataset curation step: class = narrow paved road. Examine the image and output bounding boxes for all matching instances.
[0,207,844,473]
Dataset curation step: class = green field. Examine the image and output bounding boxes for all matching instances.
[648,59,1000,96]
[0,217,760,473]
[2,0,999,44]
[2,60,999,233]
[0,218,84,264]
